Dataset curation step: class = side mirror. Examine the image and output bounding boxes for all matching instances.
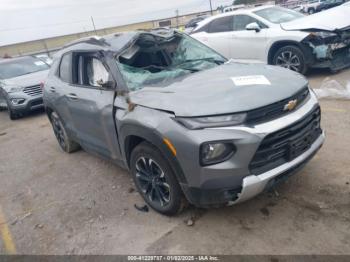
[96,79,115,89]
[246,22,261,32]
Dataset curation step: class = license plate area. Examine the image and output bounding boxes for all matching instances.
[287,133,314,161]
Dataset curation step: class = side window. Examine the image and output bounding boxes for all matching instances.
[59,53,72,83]
[87,58,109,87]
[233,15,267,31]
[208,16,232,33]
[81,56,110,87]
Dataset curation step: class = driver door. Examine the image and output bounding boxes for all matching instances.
[65,51,122,160]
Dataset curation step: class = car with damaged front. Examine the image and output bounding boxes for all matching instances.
[0,56,50,119]
[44,30,325,215]
[191,5,350,74]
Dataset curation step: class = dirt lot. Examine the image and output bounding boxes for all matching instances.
[0,69,349,255]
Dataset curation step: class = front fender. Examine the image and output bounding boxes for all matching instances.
[117,107,188,184]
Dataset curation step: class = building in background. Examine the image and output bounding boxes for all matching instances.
[0,10,215,58]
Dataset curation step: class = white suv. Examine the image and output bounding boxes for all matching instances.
[302,0,326,14]
[191,5,350,74]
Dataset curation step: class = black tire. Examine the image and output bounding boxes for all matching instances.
[8,107,20,120]
[6,100,20,120]
[130,141,185,216]
[272,45,307,74]
[50,111,80,153]
[308,8,315,14]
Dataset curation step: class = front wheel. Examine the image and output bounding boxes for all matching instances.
[50,112,80,153]
[308,8,315,14]
[272,45,307,74]
[130,142,185,215]
[6,101,20,120]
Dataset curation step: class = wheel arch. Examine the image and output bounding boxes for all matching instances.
[45,106,54,120]
[267,40,314,66]
[120,124,188,184]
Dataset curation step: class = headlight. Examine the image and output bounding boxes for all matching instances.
[309,31,337,39]
[200,142,236,166]
[175,113,246,129]
[8,86,23,93]
[11,98,25,105]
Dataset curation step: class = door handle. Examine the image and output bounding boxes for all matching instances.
[49,87,56,93]
[66,93,78,100]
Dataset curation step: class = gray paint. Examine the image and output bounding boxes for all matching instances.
[43,31,323,207]
[129,62,308,117]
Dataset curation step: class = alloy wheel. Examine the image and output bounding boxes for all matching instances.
[135,157,171,207]
[276,51,301,72]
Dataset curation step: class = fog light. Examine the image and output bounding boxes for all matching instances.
[11,98,25,105]
[200,142,235,166]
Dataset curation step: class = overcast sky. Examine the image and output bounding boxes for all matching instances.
[0,0,233,46]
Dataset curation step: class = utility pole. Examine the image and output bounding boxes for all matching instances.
[175,9,179,28]
[91,16,97,35]
[209,0,213,15]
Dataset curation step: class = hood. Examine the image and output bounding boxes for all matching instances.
[281,5,350,31]
[129,62,308,117]
[1,70,49,90]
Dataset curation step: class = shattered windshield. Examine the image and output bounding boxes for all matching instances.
[254,7,304,24]
[116,33,226,91]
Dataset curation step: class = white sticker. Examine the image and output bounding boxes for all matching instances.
[231,75,271,86]
[34,61,45,66]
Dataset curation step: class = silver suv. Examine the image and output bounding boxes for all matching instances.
[44,31,325,215]
[0,56,50,119]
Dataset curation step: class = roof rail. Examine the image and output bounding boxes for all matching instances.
[62,36,110,49]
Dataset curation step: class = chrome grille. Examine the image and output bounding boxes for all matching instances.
[23,85,42,96]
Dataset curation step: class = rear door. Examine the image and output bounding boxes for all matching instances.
[193,16,233,58]
[229,15,268,62]
[64,51,122,160]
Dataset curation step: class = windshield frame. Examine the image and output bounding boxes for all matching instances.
[254,6,305,24]
[115,32,227,91]
[0,56,50,80]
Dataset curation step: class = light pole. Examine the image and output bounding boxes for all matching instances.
[209,0,213,15]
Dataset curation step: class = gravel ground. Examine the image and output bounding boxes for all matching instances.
[0,69,349,255]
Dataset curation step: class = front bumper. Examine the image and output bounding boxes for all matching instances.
[228,132,324,205]
[311,46,350,71]
[7,93,44,114]
[176,91,324,207]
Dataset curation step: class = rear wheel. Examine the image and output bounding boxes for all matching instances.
[130,141,185,215]
[272,45,307,74]
[308,8,315,14]
[50,112,80,153]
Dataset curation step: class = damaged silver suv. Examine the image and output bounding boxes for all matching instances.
[44,30,325,215]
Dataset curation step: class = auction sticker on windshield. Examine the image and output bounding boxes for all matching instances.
[231,75,271,86]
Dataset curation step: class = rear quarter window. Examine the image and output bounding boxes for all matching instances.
[59,53,72,83]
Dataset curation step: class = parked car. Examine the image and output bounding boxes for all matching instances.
[184,16,208,34]
[316,0,345,11]
[301,0,326,14]
[191,5,350,74]
[223,4,246,12]
[44,31,324,215]
[34,53,53,65]
[0,56,50,119]
[185,16,208,29]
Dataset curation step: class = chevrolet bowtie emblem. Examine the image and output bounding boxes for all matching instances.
[284,99,298,111]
